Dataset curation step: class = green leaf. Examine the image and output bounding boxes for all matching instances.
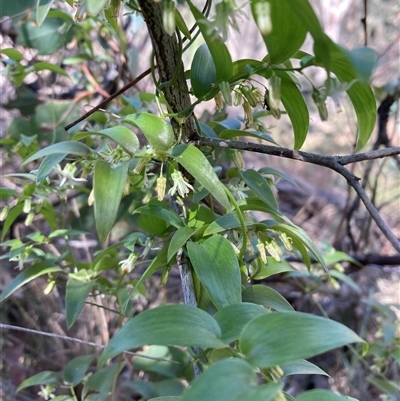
[175,8,191,40]
[191,43,218,99]
[0,48,23,62]
[82,363,124,401]
[37,0,55,27]
[186,0,233,82]
[172,144,231,211]
[296,390,356,401]
[73,126,140,155]
[17,16,75,55]
[93,160,129,242]
[214,303,268,343]
[181,358,281,401]
[239,311,364,368]
[66,279,94,328]
[187,236,242,310]
[250,0,307,64]
[281,360,328,377]
[277,70,309,149]
[37,153,67,183]
[34,61,68,77]
[86,0,108,17]
[99,304,225,366]
[241,169,278,210]
[0,187,16,199]
[22,141,91,167]
[63,355,94,386]
[17,371,61,392]
[242,285,294,311]
[134,203,185,230]
[322,41,377,151]
[168,227,196,262]
[123,113,174,151]
[0,262,61,303]
[284,0,331,70]
[250,257,294,280]
[219,129,278,145]
[258,167,300,188]
[204,213,253,236]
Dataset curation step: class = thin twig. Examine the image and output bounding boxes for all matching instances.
[0,323,178,363]
[194,136,400,253]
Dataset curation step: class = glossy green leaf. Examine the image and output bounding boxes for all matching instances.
[187,235,242,310]
[250,257,294,280]
[219,129,278,144]
[63,355,94,386]
[283,0,331,70]
[251,0,307,64]
[296,390,356,401]
[181,358,281,401]
[278,70,309,149]
[37,153,67,183]
[99,304,225,365]
[134,203,185,230]
[66,279,94,328]
[175,8,191,40]
[241,169,278,210]
[172,144,231,211]
[17,371,61,392]
[204,213,253,236]
[82,363,124,401]
[322,41,377,151]
[93,160,129,242]
[34,61,68,76]
[86,0,108,17]
[0,48,23,62]
[73,126,140,155]
[22,141,91,167]
[186,0,233,82]
[242,285,293,311]
[281,360,328,377]
[239,312,364,368]
[168,227,196,262]
[124,113,174,151]
[214,303,268,343]
[37,0,55,26]
[0,262,62,302]
[191,43,218,99]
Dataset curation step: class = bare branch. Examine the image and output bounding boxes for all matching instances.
[0,323,178,363]
[194,136,400,253]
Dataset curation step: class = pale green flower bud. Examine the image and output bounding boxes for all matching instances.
[232,150,245,169]
[214,92,224,111]
[257,241,267,263]
[23,198,32,214]
[160,265,171,286]
[156,175,167,201]
[269,75,281,110]
[265,240,282,262]
[163,0,176,36]
[25,211,35,227]
[0,205,10,221]
[219,81,232,106]
[279,232,292,252]
[254,1,272,35]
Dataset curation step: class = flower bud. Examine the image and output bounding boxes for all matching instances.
[219,81,232,106]
[0,205,10,221]
[254,1,272,35]
[269,75,281,110]
[23,198,32,214]
[163,0,176,36]
[233,89,242,106]
[156,175,167,201]
[257,241,267,263]
[25,211,35,227]
[214,92,223,111]
[160,265,171,286]
[312,88,328,121]
[242,101,253,125]
[265,240,282,262]
[232,150,245,169]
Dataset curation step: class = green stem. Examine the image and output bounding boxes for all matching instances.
[224,187,247,259]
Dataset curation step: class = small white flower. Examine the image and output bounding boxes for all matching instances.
[57,164,87,188]
[119,252,138,273]
[168,170,194,198]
